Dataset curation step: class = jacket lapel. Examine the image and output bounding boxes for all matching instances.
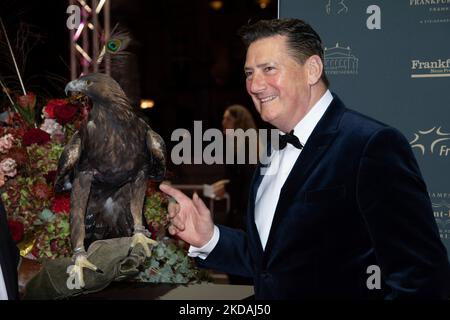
[262,94,347,257]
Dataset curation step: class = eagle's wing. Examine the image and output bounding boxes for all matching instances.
[55,131,82,192]
[146,129,166,181]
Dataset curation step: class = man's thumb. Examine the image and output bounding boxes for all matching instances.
[193,192,210,215]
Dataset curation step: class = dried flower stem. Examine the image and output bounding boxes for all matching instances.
[0,18,27,96]
[0,79,16,109]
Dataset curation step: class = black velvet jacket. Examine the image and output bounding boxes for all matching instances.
[0,199,19,300]
[198,94,450,299]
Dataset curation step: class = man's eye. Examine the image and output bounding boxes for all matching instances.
[245,72,253,79]
[264,66,275,72]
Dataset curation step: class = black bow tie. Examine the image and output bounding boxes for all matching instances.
[277,130,303,150]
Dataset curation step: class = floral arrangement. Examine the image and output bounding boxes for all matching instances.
[138,239,211,284]
[0,91,204,284]
[0,19,204,285]
[0,93,85,259]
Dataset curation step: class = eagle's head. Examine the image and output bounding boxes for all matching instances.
[65,73,129,106]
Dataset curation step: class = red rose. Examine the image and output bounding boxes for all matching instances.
[54,104,78,124]
[7,219,24,243]
[43,105,55,119]
[52,194,71,214]
[22,128,50,146]
[44,99,67,119]
[17,92,36,110]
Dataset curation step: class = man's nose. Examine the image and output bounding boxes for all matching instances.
[249,72,266,94]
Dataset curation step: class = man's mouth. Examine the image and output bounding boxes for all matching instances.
[259,95,277,105]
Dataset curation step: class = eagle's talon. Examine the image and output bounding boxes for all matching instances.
[130,232,158,257]
[67,253,102,289]
[96,268,104,274]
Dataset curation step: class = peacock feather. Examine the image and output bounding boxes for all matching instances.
[95,24,140,107]
[96,24,131,66]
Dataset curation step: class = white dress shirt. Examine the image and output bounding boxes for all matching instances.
[0,264,9,300]
[189,90,334,257]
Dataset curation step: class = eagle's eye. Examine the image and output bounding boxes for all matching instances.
[86,80,93,86]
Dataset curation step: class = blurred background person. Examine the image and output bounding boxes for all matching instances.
[215,104,259,232]
[213,104,260,286]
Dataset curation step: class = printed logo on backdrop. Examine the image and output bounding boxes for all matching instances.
[324,43,359,75]
[410,126,450,156]
[430,192,450,240]
[325,0,349,15]
[409,0,450,24]
[411,58,450,78]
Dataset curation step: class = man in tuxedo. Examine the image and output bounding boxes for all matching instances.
[160,19,450,299]
[0,199,20,300]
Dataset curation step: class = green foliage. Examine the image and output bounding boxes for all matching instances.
[141,191,210,284]
[32,213,71,259]
[143,191,170,239]
[26,143,64,175]
[138,239,206,284]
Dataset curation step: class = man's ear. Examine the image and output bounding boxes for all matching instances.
[306,55,324,86]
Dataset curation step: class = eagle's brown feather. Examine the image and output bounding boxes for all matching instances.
[56,73,166,250]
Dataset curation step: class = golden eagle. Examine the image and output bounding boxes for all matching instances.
[56,73,166,287]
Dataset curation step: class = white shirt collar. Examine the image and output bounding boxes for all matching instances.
[289,89,333,146]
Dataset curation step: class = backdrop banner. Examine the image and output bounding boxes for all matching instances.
[280,0,450,256]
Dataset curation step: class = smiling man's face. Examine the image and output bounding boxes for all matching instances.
[244,35,313,133]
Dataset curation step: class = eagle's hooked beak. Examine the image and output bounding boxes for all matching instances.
[65,79,87,96]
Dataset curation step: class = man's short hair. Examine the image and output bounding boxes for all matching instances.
[238,19,329,87]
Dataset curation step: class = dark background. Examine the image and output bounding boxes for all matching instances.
[0,0,276,183]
